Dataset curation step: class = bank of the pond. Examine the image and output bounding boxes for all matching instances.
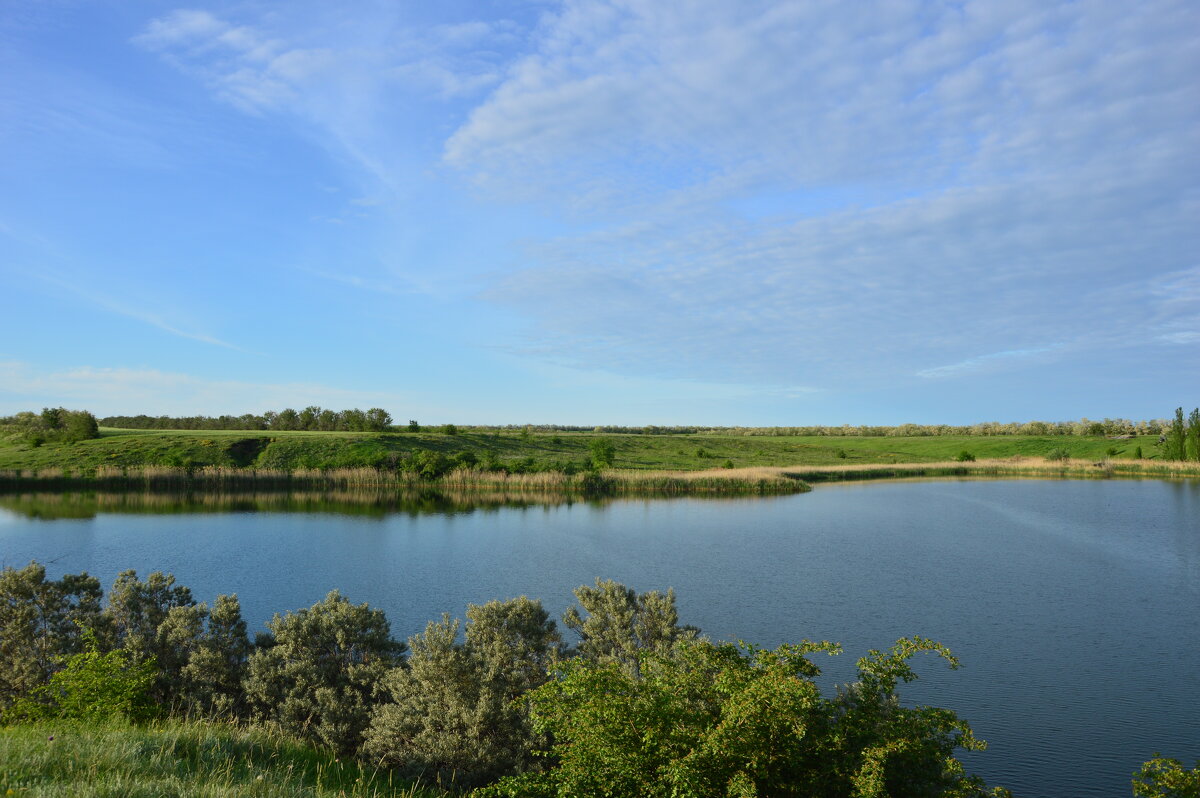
[0,465,810,496]
[777,456,1200,483]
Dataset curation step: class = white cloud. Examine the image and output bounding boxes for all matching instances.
[0,361,408,417]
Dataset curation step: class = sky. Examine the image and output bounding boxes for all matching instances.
[1,0,1196,425]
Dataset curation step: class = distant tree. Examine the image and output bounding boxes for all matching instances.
[441,423,459,436]
[1163,408,1187,461]
[365,408,393,432]
[245,590,404,753]
[298,406,321,430]
[588,439,615,469]
[1187,408,1200,462]
[408,419,421,432]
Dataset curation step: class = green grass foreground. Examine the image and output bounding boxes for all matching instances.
[0,426,1177,473]
[0,719,441,798]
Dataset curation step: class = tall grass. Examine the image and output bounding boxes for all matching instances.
[0,465,811,496]
[0,719,441,797]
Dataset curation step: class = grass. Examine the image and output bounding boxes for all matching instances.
[0,719,441,798]
[0,427,1171,474]
[0,465,812,497]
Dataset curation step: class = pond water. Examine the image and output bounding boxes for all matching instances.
[1,478,1197,797]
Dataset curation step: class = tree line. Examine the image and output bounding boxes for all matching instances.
[100,407,393,432]
[3,563,1193,797]
[0,408,100,446]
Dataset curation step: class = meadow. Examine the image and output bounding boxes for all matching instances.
[0,425,1166,474]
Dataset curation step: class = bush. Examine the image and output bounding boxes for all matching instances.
[6,629,156,723]
[245,591,405,753]
[955,451,976,462]
[1046,447,1071,462]
[479,637,1003,798]
[365,597,562,788]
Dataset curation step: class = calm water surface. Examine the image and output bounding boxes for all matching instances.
[1,479,1197,798]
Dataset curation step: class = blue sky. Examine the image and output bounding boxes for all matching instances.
[1,0,1196,425]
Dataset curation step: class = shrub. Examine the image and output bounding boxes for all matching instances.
[1046,447,1071,462]
[6,629,156,723]
[955,451,976,462]
[365,597,562,788]
[245,591,404,753]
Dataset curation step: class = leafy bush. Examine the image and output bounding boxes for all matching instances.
[1046,447,1071,462]
[588,439,616,469]
[6,629,156,723]
[366,597,562,788]
[245,591,404,753]
[955,451,976,462]
[477,637,1008,798]
[1133,755,1200,798]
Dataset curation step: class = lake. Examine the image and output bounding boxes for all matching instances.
[1,478,1197,797]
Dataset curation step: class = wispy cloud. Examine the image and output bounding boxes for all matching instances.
[33,272,244,351]
[0,360,408,416]
[917,345,1066,379]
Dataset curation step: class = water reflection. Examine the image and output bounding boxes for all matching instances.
[0,488,602,520]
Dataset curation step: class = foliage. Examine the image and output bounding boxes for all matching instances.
[246,590,405,753]
[366,597,563,788]
[2,408,100,445]
[1134,756,1200,798]
[0,562,105,710]
[99,406,393,432]
[6,628,156,723]
[955,451,976,462]
[477,637,1008,798]
[562,578,699,677]
[1045,447,1071,462]
[588,438,615,468]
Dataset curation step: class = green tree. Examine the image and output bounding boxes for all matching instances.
[245,590,404,753]
[408,419,421,432]
[1134,756,1200,798]
[0,563,106,710]
[1186,408,1200,462]
[366,596,563,788]
[1163,408,1187,461]
[588,438,615,469]
[477,637,1008,798]
[365,408,393,431]
[562,579,698,677]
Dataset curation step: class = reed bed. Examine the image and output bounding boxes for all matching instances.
[0,464,810,495]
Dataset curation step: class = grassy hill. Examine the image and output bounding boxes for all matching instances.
[0,426,1161,474]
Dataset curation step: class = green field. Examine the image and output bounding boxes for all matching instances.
[0,426,1162,475]
[0,719,439,798]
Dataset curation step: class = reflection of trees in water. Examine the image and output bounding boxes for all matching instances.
[0,488,594,521]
